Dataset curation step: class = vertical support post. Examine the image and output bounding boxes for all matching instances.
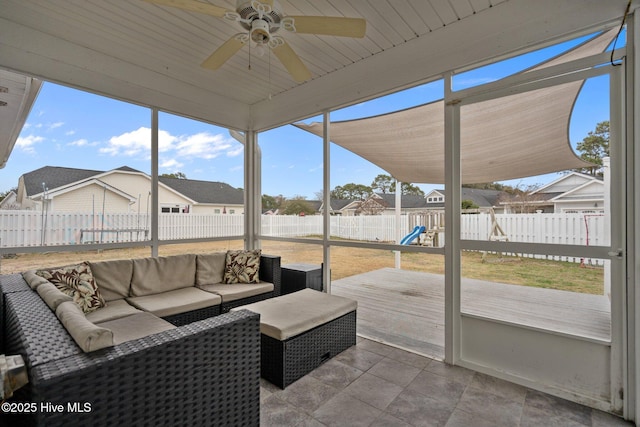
[254,132,262,249]
[150,108,159,257]
[395,180,402,268]
[628,10,639,422]
[323,111,331,294]
[444,72,461,365]
[245,130,257,250]
[609,62,626,415]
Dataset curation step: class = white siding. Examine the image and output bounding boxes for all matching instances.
[51,183,131,213]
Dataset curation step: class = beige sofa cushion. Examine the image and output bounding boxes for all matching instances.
[130,254,197,297]
[36,281,73,311]
[232,289,357,341]
[88,259,134,301]
[85,299,143,324]
[96,312,176,345]
[22,270,50,290]
[126,287,221,318]
[196,252,226,286]
[56,301,114,352]
[198,282,274,302]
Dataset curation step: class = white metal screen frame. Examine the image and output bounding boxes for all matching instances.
[444,46,627,414]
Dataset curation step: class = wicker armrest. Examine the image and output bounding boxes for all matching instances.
[20,310,260,427]
[260,254,282,296]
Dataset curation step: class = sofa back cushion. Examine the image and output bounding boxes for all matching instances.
[89,259,134,301]
[56,301,114,352]
[196,252,226,286]
[130,254,197,297]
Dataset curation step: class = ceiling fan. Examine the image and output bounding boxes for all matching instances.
[143,0,367,82]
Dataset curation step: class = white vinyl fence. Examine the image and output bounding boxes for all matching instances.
[0,211,608,264]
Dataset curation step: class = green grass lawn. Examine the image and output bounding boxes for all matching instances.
[401,250,604,294]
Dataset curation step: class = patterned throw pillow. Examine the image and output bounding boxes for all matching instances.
[36,262,106,314]
[223,250,261,284]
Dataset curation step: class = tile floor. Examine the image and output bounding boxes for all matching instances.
[260,337,634,427]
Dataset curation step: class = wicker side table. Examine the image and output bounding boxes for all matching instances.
[281,264,323,294]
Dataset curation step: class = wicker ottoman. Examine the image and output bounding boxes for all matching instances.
[232,288,357,388]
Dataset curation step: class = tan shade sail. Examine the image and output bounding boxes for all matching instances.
[295,31,614,184]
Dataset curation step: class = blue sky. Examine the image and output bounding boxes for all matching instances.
[4,31,613,199]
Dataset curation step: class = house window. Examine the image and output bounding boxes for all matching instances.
[215,209,221,214]
[229,209,235,214]
[161,205,184,214]
[427,196,444,203]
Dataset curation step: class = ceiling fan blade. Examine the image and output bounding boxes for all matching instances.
[142,0,229,18]
[287,16,366,38]
[271,40,312,83]
[201,36,246,70]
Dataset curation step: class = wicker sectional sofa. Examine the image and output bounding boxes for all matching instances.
[0,252,281,427]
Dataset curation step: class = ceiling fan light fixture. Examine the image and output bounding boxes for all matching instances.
[250,19,271,44]
[254,42,266,57]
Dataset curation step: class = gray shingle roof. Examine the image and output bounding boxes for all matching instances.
[22,166,102,196]
[159,176,243,204]
[374,193,429,209]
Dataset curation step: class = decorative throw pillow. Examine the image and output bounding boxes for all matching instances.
[36,262,106,314]
[223,249,261,284]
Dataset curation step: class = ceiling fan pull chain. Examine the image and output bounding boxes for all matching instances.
[248,37,252,71]
[268,46,272,100]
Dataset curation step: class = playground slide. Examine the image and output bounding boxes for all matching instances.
[400,225,425,245]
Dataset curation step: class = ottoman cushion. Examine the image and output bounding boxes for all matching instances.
[232,289,357,340]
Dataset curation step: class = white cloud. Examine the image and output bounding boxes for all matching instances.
[101,127,243,164]
[16,135,45,154]
[227,145,244,157]
[66,130,76,136]
[100,127,176,157]
[49,122,64,130]
[68,138,98,147]
[160,158,184,169]
[176,132,238,159]
[69,139,88,147]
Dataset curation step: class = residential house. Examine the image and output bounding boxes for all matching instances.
[423,188,505,213]
[16,166,244,214]
[499,172,605,214]
[0,190,18,210]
